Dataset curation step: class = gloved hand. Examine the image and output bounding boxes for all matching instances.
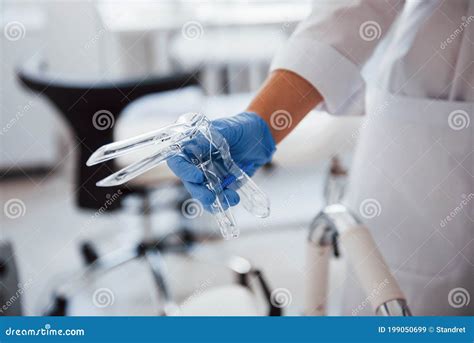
[167,112,276,209]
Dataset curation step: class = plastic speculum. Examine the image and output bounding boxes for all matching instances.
[86,113,271,240]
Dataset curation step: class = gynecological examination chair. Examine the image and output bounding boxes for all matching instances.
[17,57,283,315]
[15,3,284,314]
[0,241,23,316]
[100,89,283,316]
[89,86,412,316]
[305,158,412,316]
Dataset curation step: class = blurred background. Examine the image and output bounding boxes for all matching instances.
[1,0,362,316]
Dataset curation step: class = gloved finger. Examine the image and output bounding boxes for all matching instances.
[180,186,240,213]
[182,181,216,206]
[167,155,204,183]
[223,189,240,206]
[239,162,258,177]
[203,189,240,212]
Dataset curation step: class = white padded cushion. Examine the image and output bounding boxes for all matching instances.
[170,285,262,316]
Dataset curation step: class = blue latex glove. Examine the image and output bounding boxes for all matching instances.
[167,112,276,209]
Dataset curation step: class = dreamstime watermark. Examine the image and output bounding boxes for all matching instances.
[349,98,396,143]
[270,110,292,131]
[4,21,26,41]
[177,278,213,313]
[448,287,470,308]
[3,198,26,219]
[281,21,292,33]
[181,21,204,40]
[440,15,474,49]
[94,191,122,217]
[352,278,389,315]
[440,193,473,228]
[448,110,470,131]
[79,190,123,230]
[270,288,292,308]
[5,324,84,337]
[0,277,34,315]
[84,25,107,50]
[181,198,203,219]
[92,110,115,131]
[92,288,115,308]
[0,100,34,136]
[359,21,382,41]
[359,198,382,219]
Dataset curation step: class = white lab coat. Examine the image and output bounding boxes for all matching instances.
[271,0,473,315]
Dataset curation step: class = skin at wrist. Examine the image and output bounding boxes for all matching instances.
[246,69,323,144]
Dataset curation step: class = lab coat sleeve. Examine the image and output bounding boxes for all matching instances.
[271,0,404,115]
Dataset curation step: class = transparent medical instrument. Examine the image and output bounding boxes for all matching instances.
[86,113,270,239]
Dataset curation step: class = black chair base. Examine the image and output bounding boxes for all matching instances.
[44,228,196,316]
[17,58,201,210]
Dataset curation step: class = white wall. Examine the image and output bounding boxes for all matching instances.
[0,0,310,172]
[0,1,121,172]
[0,3,59,170]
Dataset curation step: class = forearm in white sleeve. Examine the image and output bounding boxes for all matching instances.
[271,0,404,115]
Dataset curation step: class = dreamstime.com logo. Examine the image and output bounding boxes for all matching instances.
[181,198,204,219]
[4,21,26,41]
[92,288,115,308]
[270,288,293,308]
[359,21,382,41]
[448,110,470,131]
[181,21,204,40]
[448,287,470,309]
[440,15,474,49]
[3,198,26,219]
[352,278,389,315]
[84,26,107,50]
[79,190,123,230]
[270,110,292,131]
[440,193,473,228]
[0,277,34,315]
[350,98,395,143]
[359,198,382,219]
[0,100,33,135]
[176,278,214,314]
[4,324,85,337]
[92,110,115,131]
